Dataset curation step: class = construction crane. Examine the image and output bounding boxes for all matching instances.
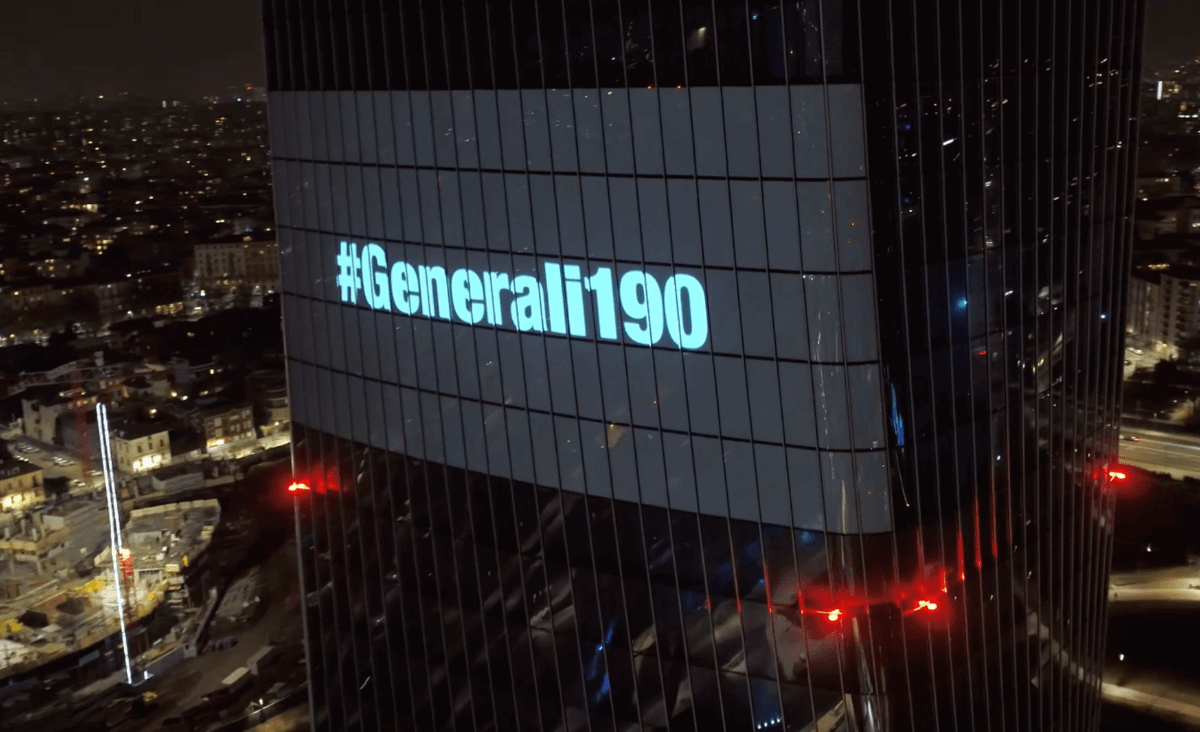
[118,546,139,622]
[7,359,146,398]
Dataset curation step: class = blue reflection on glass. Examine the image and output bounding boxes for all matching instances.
[680,588,707,611]
[755,696,783,730]
[587,647,604,677]
[954,295,968,311]
[587,619,617,706]
[710,561,735,593]
[891,384,905,447]
[740,540,762,564]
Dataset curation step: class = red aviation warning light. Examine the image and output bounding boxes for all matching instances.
[901,597,943,617]
[1102,465,1142,496]
[796,563,957,628]
[288,466,344,495]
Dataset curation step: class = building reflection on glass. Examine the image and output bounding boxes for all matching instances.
[263,1,1142,730]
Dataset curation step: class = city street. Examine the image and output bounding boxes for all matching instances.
[1122,344,1168,382]
[247,703,309,731]
[137,538,304,726]
[1118,426,1200,478]
[1109,565,1200,604]
[1,429,101,494]
[1102,565,1200,728]
[1102,682,1200,728]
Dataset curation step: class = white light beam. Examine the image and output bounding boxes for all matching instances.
[97,403,133,685]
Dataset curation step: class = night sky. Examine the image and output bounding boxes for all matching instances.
[1144,0,1200,69]
[0,0,264,101]
[0,0,1195,102]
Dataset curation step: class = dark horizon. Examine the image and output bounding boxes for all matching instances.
[0,0,1195,102]
[0,0,264,102]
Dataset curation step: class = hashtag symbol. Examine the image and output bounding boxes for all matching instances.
[335,241,361,304]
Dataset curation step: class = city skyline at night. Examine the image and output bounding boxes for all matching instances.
[1,2,1200,731]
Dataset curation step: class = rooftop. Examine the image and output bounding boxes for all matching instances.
[196,401,252,418]
[199,231,275,245]
[168,429,204,454]
[0,460,42,480]
[1163,265,1200,282]
[18,384,73,408]
[113,421,171,441]
[122,499,221,572]
[149,462,196,480]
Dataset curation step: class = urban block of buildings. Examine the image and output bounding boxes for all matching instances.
[0,461,43,513]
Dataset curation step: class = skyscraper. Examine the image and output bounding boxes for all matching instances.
[261,2,1143,730]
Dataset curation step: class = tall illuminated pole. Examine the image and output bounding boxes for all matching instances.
[96,403,133,685]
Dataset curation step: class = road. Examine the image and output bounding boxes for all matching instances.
[247,702,310,731]
[1109,566,1200,605]
[1118,427,1200,479]
[1101,564,1200,729]
[138,538,304,726]
[1123,345,1168,381]
[1,430,100,494]
[1102,682,1200,729]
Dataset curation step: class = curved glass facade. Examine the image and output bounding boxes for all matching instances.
[262,2,1143,731]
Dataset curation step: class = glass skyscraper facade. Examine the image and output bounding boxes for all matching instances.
[261,2,1143,730]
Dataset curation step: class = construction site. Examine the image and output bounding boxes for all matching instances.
[0,498,220,679]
